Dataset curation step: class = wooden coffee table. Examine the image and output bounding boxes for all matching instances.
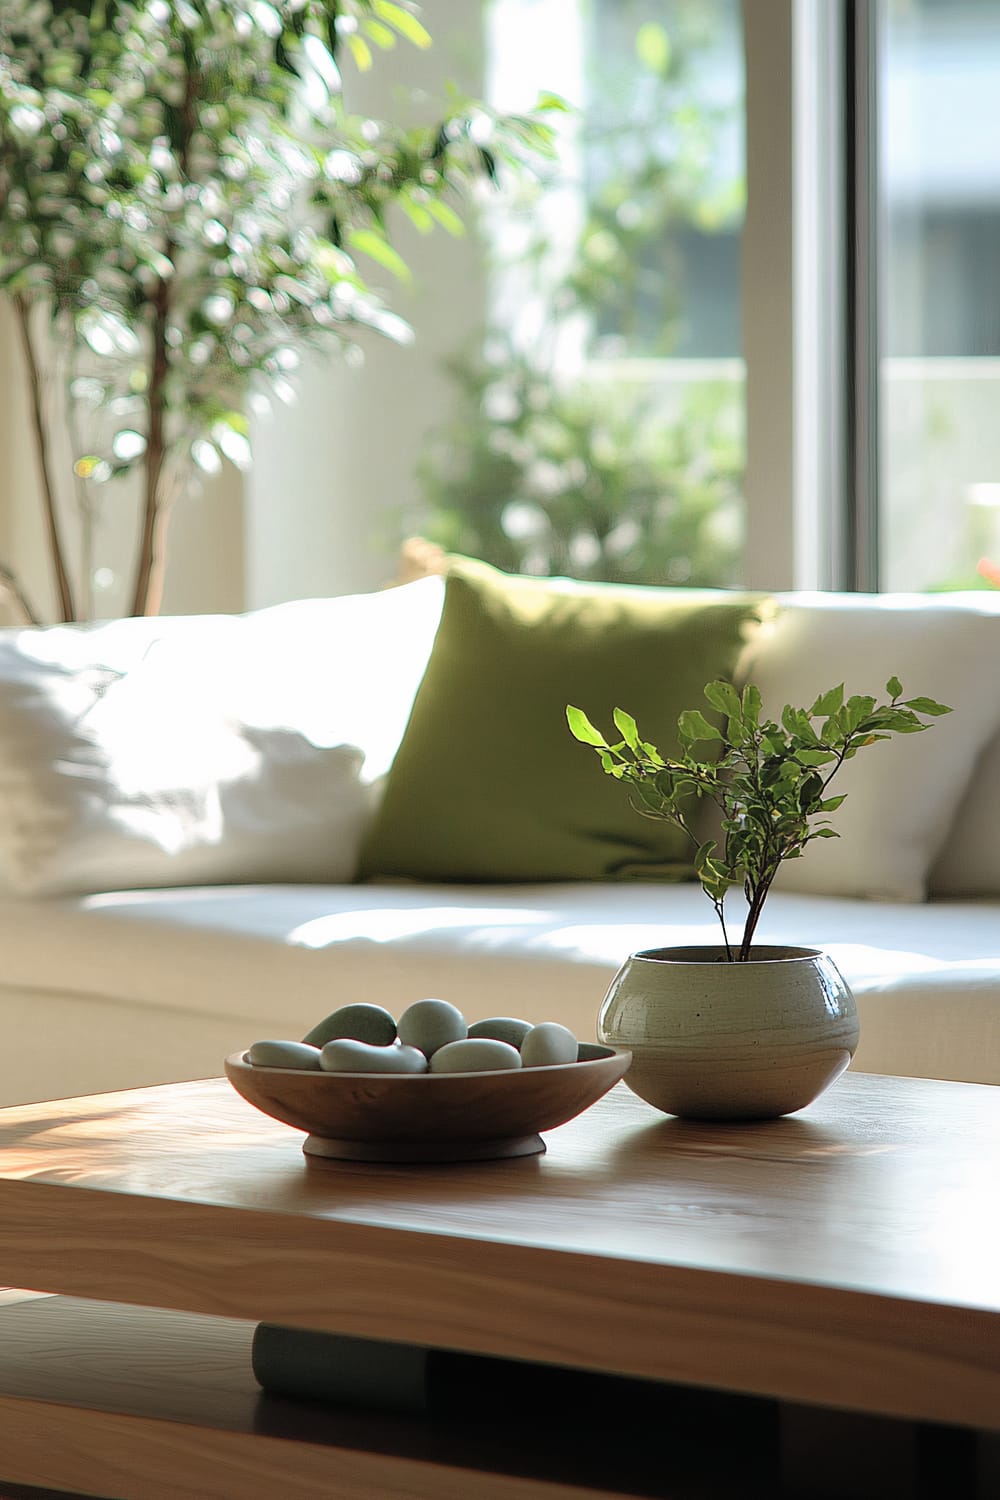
[0,1071,996,1500]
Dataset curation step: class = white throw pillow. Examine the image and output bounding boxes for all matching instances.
[0,577,445,896]
[210,575,446,783]
[734,592,1000,902]
[0,639,368,897]
[928,729,1000,896]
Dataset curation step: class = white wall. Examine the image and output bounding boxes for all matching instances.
[245,0,489,606]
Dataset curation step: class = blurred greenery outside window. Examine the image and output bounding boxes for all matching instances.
[400,0,747,588]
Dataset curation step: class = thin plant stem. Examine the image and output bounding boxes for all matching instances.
[713,896,733,960]
[14,295,76,621]
[129,39,196,616]
[64,353,95,620]
[0,564,39,625]
[129,272,170,616]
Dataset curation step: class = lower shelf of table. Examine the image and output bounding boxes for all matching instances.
[0,1295,994,1500]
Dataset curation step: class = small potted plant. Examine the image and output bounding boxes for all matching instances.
[567,678,950,1120]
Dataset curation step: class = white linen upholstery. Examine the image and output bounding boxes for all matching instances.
[0,582,997,1114]
[0,882,997,1106]
[0,577,444,896]
[736,591,1000,901]
[929,729,1000,896]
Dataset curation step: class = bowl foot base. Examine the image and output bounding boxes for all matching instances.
[302,1132,546,1163]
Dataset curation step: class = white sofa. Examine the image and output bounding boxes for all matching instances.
[1,573,999,1108]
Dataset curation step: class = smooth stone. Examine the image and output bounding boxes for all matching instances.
[429,1038,522,1074]
[520,1022,579,1068]
[397,998,468,1057]
[320,1039,428,1075]
[302,1004,397,1048]
[467,1016,533,1049]
[248,1040,322,1070]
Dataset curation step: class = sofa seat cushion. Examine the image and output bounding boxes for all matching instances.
[1,883,997,1093]
[360,557,767,883]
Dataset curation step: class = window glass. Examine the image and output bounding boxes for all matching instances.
[880,0,1000,591]
[406,0,747,587]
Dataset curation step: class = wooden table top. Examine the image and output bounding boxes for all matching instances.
[0,1071,997,1429]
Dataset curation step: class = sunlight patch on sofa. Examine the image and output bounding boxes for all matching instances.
[287,906,553,949]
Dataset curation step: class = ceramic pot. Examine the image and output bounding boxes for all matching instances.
[598,945,859,1121]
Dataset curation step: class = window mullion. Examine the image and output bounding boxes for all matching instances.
[845,0,881,592]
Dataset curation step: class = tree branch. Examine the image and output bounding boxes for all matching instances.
[13,295,76,621]
[129,274,170,616]
[129,28,198,616]
[0,563,39,625]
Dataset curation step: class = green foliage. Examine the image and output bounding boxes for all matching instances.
[567,678,952,960]
[0,0,558,614]
[404,1,745,586]
[569,0,743,355]
[406,340,743,586]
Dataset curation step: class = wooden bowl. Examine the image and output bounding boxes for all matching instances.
[224,1043,631,1162]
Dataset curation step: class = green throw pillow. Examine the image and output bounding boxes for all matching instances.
[359,558,769,883]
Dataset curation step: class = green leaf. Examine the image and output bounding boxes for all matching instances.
[635,21,672,74]
[346,228,412,282]
[678,709,722,742]
[425,198,466,235]
[886,675,903,698]
[344,32,373,70]
[694,840,718,871]
[613,708,640,750]
[844,695,877,730]
[797,772,824,810]
[809,684,844,717]
[633,781,667,812]
[703,680,741,718]
[533,91,571,113]
[372,0,432,48]
[793,748,836,767]
[566,706,607,748]
[819,794,847,811]
[782,705,818,743]
[741,683,762,728]
[398,197,435,233]
[901,696,952,717]
[361,18,397,48]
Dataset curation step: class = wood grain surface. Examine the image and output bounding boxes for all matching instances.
[0,1298,775,1500]
[0,1073,996,1430]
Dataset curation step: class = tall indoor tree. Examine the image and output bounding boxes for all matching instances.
[0,0,558,619]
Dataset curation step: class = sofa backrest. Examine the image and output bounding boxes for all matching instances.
[735,590,1000,902]
[1,578,997,902]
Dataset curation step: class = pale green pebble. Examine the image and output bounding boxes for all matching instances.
[302,1003,397,1048]
[467,1016,532,1049]
[397,998,467,1057]
[248,1040,322,1070]
[320,1039,428,1075]
[429,1038,522,1074]
[520,1022,579,1067]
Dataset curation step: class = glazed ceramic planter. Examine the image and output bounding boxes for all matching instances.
[598,945,859,1121]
